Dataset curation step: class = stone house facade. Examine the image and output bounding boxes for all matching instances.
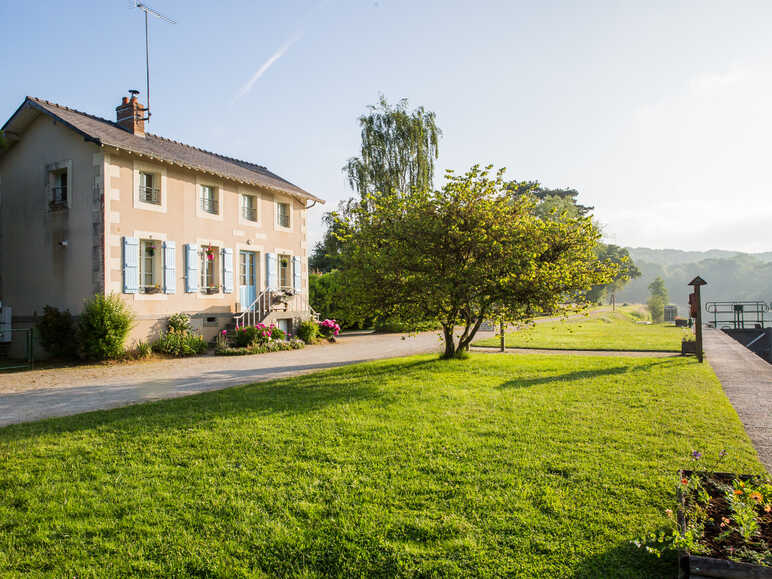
[0,93,323,354]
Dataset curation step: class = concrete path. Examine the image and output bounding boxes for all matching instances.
[703,327,772,474]
[0,329,495,428]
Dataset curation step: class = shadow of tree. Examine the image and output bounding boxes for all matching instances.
[0,358,438,442]
[496,358,676,390]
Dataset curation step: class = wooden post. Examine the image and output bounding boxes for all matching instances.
[500,319,505,352]
[688,276,707,363]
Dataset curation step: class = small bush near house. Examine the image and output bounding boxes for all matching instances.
[78,294,133,361]
[36,305,78,358]
[318,319,341,340]
[152,329,207,357]
[167,312,192,333]
[216,339,304,356]
[296,319,319,344]
[271,326,286,341]
[234,323,273,348]
[127,340,152,360]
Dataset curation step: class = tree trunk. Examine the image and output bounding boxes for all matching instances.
[441,324,457,359]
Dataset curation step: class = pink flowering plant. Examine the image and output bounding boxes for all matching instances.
[318,319,340,340]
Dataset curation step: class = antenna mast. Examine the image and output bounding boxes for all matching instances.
[132,2,176,123]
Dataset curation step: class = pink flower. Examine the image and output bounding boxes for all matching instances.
[221,329,227,335]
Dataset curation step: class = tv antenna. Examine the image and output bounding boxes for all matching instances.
[131,1,176,123]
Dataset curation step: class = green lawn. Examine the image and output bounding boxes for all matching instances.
[0,354,762,577]
[475,310,691,351]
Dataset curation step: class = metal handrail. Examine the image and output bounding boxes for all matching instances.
[234,288,315,329]
[705,301,769,329]
[140,185,160,204]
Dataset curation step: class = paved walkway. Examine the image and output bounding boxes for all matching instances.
[0,329,497,427]
[704,327,772,474]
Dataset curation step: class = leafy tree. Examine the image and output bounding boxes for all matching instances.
[336,165,620,358]
[647,276,668,322]
[313,96,442,274]
[586,244,641,303]
[506,181,594,219]
[309,270,366,329]
[343,95,441,200]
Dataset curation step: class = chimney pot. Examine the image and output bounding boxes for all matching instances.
[122,96,129,104]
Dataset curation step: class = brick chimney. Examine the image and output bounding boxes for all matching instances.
[115,90,146,136]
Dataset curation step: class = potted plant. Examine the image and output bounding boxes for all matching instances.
[682,336,697,355]
[144,284,162,294]
[205,284,220,295]
[635,451,772,576]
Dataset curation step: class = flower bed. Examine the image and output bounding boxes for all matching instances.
[215,339,304,356]
[636,452,772,573]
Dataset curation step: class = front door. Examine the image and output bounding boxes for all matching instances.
[239,251,258,309]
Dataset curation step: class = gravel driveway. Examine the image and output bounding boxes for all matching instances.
[0,329,497,427]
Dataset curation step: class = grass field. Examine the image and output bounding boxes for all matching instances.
[474,309,691,351]
[0,353,762,577]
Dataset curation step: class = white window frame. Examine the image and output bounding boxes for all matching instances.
[200,244,220,294]
[274,196,293,232]
[195,177,223,221]
[278,253,292,289]
[238,189,261,227]
[139,239,162,292]
[132,230,168,301]
[46,160,72,210]
[132,160,167,213]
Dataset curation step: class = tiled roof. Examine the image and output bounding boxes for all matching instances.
[3,97,323,203]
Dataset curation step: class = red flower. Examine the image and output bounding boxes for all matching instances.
[681,478,688,485]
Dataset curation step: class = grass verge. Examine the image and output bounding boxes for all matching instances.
[474,310,690,351]
[0,354,762,576]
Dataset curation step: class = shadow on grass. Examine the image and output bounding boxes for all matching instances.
[497,358,676,389]
[0,358,438,442]
[570,539,676,578]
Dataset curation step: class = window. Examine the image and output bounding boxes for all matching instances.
[240,193,257,222]
[200,245,219,293]
[279,254,291,288]
[201,185,218,214]
[139,171,160,205]
[276,201,291,228]
[48,167,68,208]
[139,239,161,293]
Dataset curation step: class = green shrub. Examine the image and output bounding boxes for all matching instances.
[233,324,272,347]
[167,312,191,333]
[37,305,78,358]
[271,326,286,341]
[216,339,304,356]
[152,329,207,357]
[296,319,319,344]
[78,294,133,361]
[374,317,441,333]
[134,340,152,359]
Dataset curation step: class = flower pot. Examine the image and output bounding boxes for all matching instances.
[205,287,219,295]
[682,340,697,355]
[677,470,772,578]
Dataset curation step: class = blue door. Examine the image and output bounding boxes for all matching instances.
[239,251,258,309]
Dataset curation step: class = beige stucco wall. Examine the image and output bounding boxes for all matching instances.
[0,115,103,316]
[104,151,311,344]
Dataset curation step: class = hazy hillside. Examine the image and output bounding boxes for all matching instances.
[616,249,772,316]
[627,248,772,266]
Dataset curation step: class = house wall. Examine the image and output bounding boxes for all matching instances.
[0,115,103,318]
[104,151,311,344]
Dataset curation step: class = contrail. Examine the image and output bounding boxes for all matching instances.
[233,30,304,101]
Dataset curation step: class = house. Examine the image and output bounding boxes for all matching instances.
[0,92,324,354]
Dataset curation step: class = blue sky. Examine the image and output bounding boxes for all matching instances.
[2,0,771,252]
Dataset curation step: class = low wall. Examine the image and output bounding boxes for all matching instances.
[722,328,771,363]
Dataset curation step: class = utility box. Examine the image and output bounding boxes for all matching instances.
[664,305,677,323]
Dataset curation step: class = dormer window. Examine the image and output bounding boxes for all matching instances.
[139,171,160,205]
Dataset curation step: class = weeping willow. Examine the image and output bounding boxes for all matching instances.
[343,95,441,200]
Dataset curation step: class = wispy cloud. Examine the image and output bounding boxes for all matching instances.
[233,29,304,102]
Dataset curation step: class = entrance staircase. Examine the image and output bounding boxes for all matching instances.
[226,288,319,338]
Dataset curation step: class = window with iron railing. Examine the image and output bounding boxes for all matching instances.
[49,170,68,207]
[139,172,160,205]
[201,185,218,214]
[240,193,257,222]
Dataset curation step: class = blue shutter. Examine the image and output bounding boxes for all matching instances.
[293,256,302,293]
[122,236,139,294]
[222,247,234,294]
[163,241,176,294]
[266,252,278,290]
[185,244,199,293]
